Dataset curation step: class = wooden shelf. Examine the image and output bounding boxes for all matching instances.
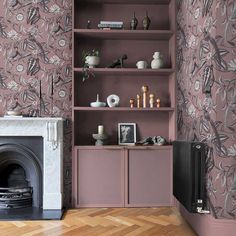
[79,0,171,5]
[73,107,174,112]
[73,68,175,76]
[74,29,173,40]
[75,145,173,150]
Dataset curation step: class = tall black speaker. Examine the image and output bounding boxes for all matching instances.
[173,141,208,213]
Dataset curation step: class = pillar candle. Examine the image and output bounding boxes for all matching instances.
[98,125,104,134]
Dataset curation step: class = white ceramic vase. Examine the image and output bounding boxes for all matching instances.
[151,52,164,69]
[85,56,100,68]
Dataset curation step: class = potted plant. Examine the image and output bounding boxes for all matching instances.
[83,49,100,68]
[82,49,100,81]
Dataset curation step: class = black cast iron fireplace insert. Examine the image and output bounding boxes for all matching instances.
[0,137,64,220]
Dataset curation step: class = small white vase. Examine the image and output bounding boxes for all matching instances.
[151,52,164,69]
[85,56,100,68]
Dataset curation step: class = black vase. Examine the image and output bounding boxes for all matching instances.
[130,12,138,30]
[142,11,151,30]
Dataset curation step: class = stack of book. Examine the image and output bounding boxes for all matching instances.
[98,21,123,30]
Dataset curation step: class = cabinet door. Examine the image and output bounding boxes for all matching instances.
[126,149,173,207]
[75,149,124,207]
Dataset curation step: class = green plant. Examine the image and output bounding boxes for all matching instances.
[82,49,99,67]
[82,49,99,81]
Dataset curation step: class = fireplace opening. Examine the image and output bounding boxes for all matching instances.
[0,137,43,209]
[0,164,33,209]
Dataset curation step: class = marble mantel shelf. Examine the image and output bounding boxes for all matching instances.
[0,117,64,210]
[0,117,63,121]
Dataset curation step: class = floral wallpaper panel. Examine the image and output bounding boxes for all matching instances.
[177,0,236,219]
[0,0,72,206]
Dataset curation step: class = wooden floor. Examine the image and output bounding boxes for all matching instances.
[0,208,197,236]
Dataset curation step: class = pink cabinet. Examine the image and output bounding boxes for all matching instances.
[73,148,125,207]
[72,146,173,208]
[125,149,173,207]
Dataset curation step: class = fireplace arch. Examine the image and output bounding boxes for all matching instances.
[0,142,43,208]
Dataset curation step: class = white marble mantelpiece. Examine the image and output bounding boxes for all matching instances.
[0,117,63,210]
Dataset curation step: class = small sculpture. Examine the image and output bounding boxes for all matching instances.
[107,94,120,107]
[142,11,151,30]
[149,93,154,108]
[87,20,91,29]
[137,94,141,108]
[135,136,166,146]
[129,98,135,108]
[141,85,149,108]
[108,54,127,68]
[130,12,138,30]
[90,94,106,107]
[156,98,161,108]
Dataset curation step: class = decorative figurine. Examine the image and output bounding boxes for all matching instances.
[137,94,141,108]
[149,93,154,108]
[107,94,120,107]
[142,11,151,30]
[129,98,135,108]
[87,20,91,29]
[141,85,149,108]
[156,98,161,108]
[108,54,127,68]
[130,12,138,30]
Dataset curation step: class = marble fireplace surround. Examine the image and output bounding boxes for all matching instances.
[0,117,63,210]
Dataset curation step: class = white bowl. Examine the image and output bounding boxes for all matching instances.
[90,102,106,107]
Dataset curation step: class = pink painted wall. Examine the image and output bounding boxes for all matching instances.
[177,0,236,220]
[0,1,72,206]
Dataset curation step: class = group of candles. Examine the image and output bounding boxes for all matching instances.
[129,85,161,108]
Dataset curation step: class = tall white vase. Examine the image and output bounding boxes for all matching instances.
[151,52,164,69]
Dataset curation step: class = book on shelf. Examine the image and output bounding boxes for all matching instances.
[100,21,123,25]
[98,24,123,29]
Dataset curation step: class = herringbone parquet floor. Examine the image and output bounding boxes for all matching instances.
[0,208,197,236]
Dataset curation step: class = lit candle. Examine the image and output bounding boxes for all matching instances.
[98,125,104,135]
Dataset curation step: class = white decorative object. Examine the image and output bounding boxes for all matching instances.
[107,94,120,107]
[85,56,100,68]
[136,60,148,69]
[151,51,164,69]
[98,125,104,134]
[90,94,106,107]
[0,117,63,210]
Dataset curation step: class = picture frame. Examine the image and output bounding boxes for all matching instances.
[118,123,136,145]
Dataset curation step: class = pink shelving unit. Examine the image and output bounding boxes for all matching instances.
[72,0,176,207]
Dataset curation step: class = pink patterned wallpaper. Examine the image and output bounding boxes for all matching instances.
[177,0,236,219]
[0,1,72,206]
[0,0,235,215]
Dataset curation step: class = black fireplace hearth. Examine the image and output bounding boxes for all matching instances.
[0,207,65,220]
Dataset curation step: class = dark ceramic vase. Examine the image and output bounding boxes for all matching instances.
[142,11,151,30]
[130,12,138,30]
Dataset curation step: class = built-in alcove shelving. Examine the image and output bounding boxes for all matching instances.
[72,0,176,207]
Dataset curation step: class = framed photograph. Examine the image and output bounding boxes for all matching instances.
[118,123,136,145]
